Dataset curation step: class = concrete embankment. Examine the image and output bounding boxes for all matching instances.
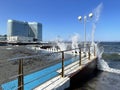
[66,58,97,89]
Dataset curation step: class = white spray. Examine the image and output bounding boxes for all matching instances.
[91,3,120,74]
[71,33,80,49]
[92,4,120,74]
[91,3,103,46]
[94,3,103,23]
[93,3,109,71]
[96,44,111,71]
[56,36,67,51]
[71,33,80,54]
[96,44,120,74]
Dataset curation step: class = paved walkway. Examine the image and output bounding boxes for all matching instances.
[1,56,79,90]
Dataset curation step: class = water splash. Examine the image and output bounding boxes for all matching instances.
[96,44,110,71]
[91,23,96,46]
[71,33,80,55]
[71,33,80,49]
[91,3,103,46]
[56,36,67,51]
[94,3,103,23]
[96,44,120,74]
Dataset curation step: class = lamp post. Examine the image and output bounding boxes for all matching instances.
[78,13,93,49]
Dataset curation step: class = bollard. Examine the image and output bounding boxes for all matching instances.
[79,48,82,66]
[18,59,24,90]
[61,51,64,77]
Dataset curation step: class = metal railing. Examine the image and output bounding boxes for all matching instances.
[0,45,96,90]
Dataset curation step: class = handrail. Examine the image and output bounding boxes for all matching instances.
[0,45,96,90]
[7,45,94,61]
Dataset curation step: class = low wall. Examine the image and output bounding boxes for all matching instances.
[66,58,98,89]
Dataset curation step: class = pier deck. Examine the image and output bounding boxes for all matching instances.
[34,55,97,90]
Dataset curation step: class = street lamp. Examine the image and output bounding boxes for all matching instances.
[78,13,93,49]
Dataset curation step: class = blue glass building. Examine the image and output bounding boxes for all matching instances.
[7,19,42,41]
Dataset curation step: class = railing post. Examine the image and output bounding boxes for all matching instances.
[94,45,96,56]
[18,59,24,90]
[79,48,82,66]
[61,51,64,77]
[88,46,90,60]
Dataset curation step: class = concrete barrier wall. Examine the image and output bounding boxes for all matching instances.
[66,58,98,89]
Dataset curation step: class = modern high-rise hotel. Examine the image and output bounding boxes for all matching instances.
[7,19,42,42]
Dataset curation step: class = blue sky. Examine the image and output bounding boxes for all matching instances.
[0,0,120,41]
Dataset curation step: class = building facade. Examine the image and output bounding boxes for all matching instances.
[7,36,33,43]
[7,19,42,42]
[0,35,7,41]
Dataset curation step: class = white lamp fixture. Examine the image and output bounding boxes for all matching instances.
[78,16,82,21]
[89,13,93,18]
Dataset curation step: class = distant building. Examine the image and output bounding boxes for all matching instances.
[7,19,42,42]
[7,36,33,43]
[0,35,7,41]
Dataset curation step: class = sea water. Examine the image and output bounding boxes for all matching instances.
[72,42,120,90]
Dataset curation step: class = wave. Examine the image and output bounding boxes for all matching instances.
[97,59,120,74]
[102,53,120,61]
[117,53,120,55]
[96,43,120,74]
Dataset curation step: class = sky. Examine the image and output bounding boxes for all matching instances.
[0,0,120,41]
